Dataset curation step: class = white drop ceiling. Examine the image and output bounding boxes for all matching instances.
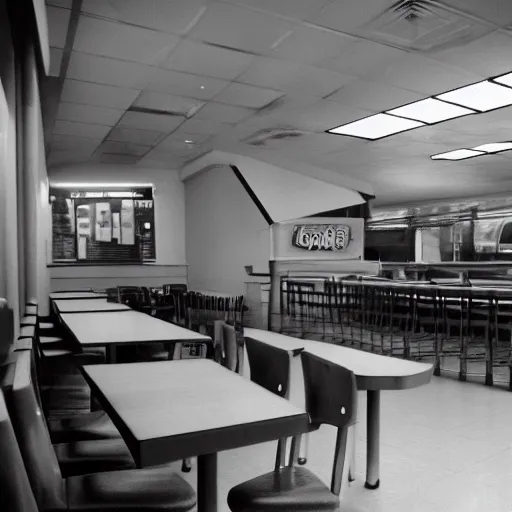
[43,0,512,206]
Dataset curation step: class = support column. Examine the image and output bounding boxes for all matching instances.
[22,39,40,307]
[0,0,20,332]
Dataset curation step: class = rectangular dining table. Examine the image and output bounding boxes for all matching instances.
[82,359,310,512]
[244,328,433,490]
[61,310,212,363]
[53,298,131,314]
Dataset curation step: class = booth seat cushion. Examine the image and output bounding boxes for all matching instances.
[54,438,135,477]
[39,336,70,349]
[49,411,120,444]
[66,465,197,511]
[227,467,339,512]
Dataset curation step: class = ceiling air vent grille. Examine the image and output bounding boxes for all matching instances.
[242,128,305,147]
[360,0,492,52]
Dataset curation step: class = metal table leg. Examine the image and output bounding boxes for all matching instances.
[198,453,218,512]
[365,390,380,489]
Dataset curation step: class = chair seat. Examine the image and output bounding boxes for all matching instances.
[55,438,135,477]
[227,467,339,512]
[40,322,56,330]
[66,465,197,512]
[49,411,120,444]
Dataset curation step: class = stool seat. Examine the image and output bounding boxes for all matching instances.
[228,467,339,512]
[49,411,120,444]
[66,465,197,512]
[54,438,135,477]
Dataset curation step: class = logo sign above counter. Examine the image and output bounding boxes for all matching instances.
[292,224,351,251]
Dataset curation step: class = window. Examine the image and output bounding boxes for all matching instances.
[50,186,156,264]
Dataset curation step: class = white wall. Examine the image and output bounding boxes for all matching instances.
[185,165,269,295]
[236,158,365,222]
[48,164,186,265]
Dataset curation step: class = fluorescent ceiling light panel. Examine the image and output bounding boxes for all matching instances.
[472,142,512,153]
[51,183,153,188]
[431,149,484,160]
[493,72,512,88]
[386,98,475,124]
[435,81,512,112]
[327,113,424,140]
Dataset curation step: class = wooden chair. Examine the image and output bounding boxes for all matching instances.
[5,350,197,512]
[0,389,39,512]
[228,348,357,512]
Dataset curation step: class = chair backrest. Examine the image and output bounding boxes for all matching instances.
[0,298,14,365]
[301,351,357,496]
[6,351,66,510]
[12,339,43,409]
[244,337,295,399]
[300,351,357,429]
[0,389,39,512]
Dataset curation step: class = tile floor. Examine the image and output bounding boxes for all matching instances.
[172,374,512,512]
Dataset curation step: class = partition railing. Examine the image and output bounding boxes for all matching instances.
[276,277,512,390]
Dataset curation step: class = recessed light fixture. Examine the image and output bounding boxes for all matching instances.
[472,142,512,153]
[435,80,512,112]
[51,183,153,188]
[184,139,194,144]
[492,72,512,89]
[327,113,425,140]
[386,98,475,124]
[431,149,485,161]
[200,86,205,90]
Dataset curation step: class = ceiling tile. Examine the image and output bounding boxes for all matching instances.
[97,141,151,156]
[61,79,140,109]
[47,6,71,49]
[163,40,254,80]
[163,129,212,146]
[47,0,72,7]
[189,2,293,54]
[81,0,208,35]
[118,111,185,133]
[73,15,178,65]
[369,54,482,95]
[56,102,125,126]
[283,99,374,132]
[146,69,229,100]
[51,134,102,153]
[213,82,284,109]
[53,120,112,139]
[108,127,165,146]
[224,0,331,20]
[99,154,140,165]
[49,47,63,77]
[270,25,356,65]
[430,31,512,78]
[177,118,233,135]
[309,0,397,34]
[238,57,354,97]
[47,149,94,168]
[67,52,155,89]
[320,39,409,79]
[192,102,254,123]
[326,79,424,112]
[442,0,512,26]
[133,92,205,117]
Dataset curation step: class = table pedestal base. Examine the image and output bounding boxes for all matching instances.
[198,453,217,512]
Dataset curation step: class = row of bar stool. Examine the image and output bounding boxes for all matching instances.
[278,278,512,390]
